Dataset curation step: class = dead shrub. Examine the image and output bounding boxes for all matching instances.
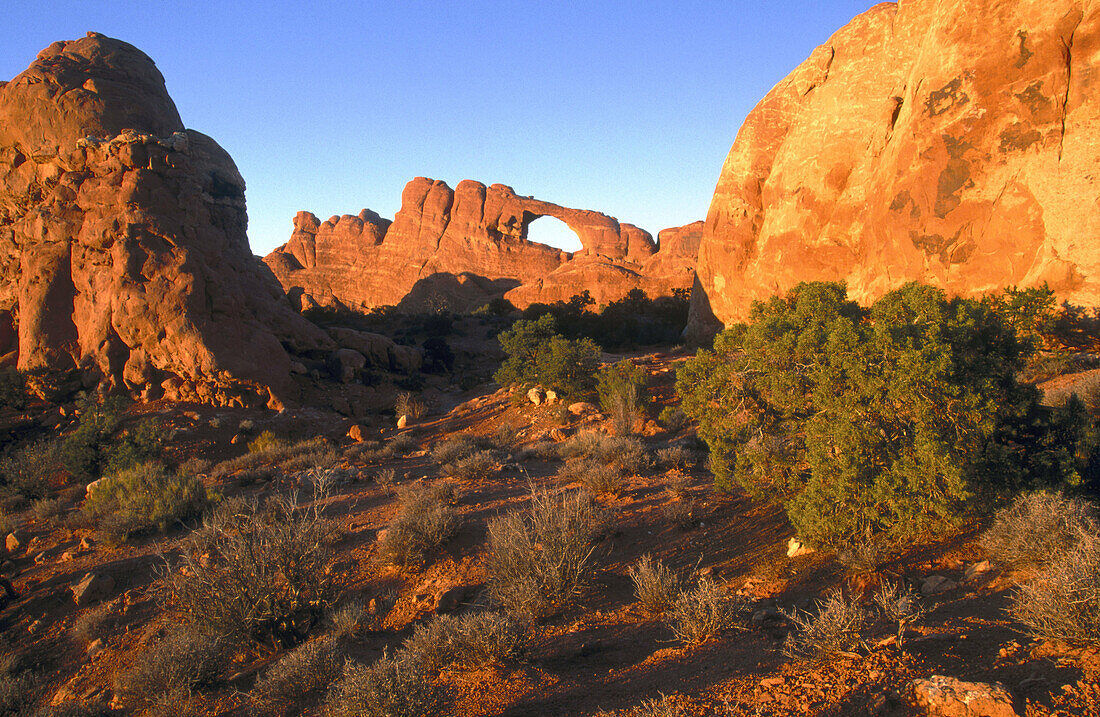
[1011,531,1100,645]
[559,457,624,496]
[395,392,426,420]
[378,482,462,567]
[114,623,229,708]
[783,589,870,660]
[323,652,444,717]
[160,489,342,649]
[982,490,1097,568]
[374,467,397,493]
[487,488,608,619]
[664,577,745,643]
[873,579,925,648]
[252,634,344,714]
[401,611,530,671]
[628,554,683,616]
[632,693,686,717]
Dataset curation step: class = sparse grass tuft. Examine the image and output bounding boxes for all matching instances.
[443,450,498,481]
[558,431,648,473]
[377,482,462,567]
[628,554,683,616]
[632,693,686,717]
[431,436,476,465]
[983,490,1097,568]
[487,488,608,619]
[656,446,693,471]
[664,577,745,643]
[559,458,625,496]
[388,433,419,454]
[783,589,870,660]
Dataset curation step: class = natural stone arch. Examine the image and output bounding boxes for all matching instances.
[522,213,584,253]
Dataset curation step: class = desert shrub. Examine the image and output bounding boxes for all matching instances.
[249,430,288,454]
[665,473,690,500]
[177,457,211,476]
[558,457,624,496]
[628,554,683,616]
[115,623,229,708]
[161,491,342,649]
[522,289,690,350]
[836,535,890,573]
[252,634,344,714]
[873,580,925,648]
[444,450,498,481]
[982,490,1098,568]
[0,511,13,537]
[378,482,462,567]
[402,611,530,671]
[31,496,63,524]
[597,360,650,434]
[493,421,519,450]
[421,337,455,374]
[323,653,444,717]
[62,397,162,481]
[83,461,213,541]
[982,283,1059,350]
[783,589,870,660]
[559,431,649,473]
[487,488,608,619]
[0,439,71,503]
[661,499,697,531]
[0,651,41,715]
[431,435,476,465]
[494,315,600,396]
[0,368,27,410]
[657,406,688,432]
[656,446,693,471]
[71,603,118,645]
[395,391,426,420]
[1011,532,1100,645]
[664,576,745,643]
[678,281,1097,551]
[374,467,398,493]
[388,433,419,454]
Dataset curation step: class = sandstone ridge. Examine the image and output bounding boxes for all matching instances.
[265,178,700,312]
[0,33,332,407]
[690,0,1100,336]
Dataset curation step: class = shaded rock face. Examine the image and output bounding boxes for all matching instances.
[690,0,1100,336]
[265,178,698,312]
[0,33,329,406]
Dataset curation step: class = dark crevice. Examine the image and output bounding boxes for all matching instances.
[1059,19,1080,160]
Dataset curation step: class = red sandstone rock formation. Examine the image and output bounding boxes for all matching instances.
[0,33,331,406]
[265,178,698,312]
[689,0,1100,336]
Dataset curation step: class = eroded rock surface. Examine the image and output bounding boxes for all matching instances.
[690,0,1100,336]
[0,33,330,406]
[265,178,698,312]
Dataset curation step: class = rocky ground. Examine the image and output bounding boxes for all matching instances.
[1,349,1098,716]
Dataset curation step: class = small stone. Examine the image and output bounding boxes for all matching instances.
[230,433,244,444]
[909,675,1019,717]
[27,619,42,634]
[79,537,95,551]
[347,424,367,442]
[921,575,958,595]
[544,389,559,404]
[964,560,992,581]
[396,414,408,429]
[760,676,785,688]
[4,531,23,553]
[568,401,597,415]
[60,551,74,562]
[437,585,469,614]
[527,387,544,406]
[238,419,255,433]
[33,550,48,565]
[71,572,115,606]
[86,638,104,657]
[787,537,814,558]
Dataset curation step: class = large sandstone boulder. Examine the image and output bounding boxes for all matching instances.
[690,0,1100,337]
[0,33,330,406]
[265,178,699,312]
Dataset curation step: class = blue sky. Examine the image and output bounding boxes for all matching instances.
[5,1,876,254]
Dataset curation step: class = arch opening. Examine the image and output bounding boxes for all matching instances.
[525,215,583,253]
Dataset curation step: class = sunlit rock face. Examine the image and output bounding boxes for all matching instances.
[0,33,330,406]
[265,177,699,312]
[689,0,1100,337]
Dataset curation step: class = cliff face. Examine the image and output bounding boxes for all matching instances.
[265,178,699,312]
[690,0,1100,335]
[0,33,330,407]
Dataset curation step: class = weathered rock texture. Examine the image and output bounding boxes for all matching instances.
[690,0,1100,336]
[0,33,330,406]
[265,178,698,312]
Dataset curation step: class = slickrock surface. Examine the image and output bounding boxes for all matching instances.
[0,33,330,407]
[690,0,1100,336]
[265,178,699,312]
